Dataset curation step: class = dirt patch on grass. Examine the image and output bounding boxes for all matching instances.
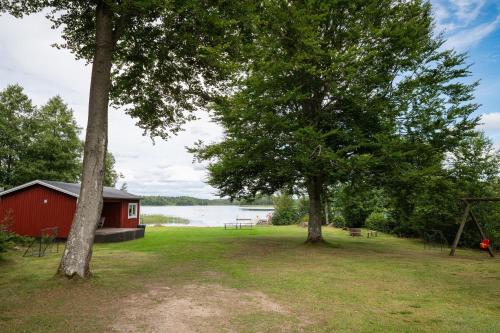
[111,284,289,332]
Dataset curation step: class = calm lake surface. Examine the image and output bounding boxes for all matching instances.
[140,205,274,227]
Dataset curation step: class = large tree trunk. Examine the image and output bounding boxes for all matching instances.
[58,2,113,278]
[306,176,323,243]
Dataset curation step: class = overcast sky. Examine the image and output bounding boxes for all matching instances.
[1,0,499,198]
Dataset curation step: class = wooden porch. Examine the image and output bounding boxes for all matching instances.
[94,227,145,243]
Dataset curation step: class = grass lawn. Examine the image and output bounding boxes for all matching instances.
[1,226,499,332]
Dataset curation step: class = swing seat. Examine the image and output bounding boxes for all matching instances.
[480,239,490,250]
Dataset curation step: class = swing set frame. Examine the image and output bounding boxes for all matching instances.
[449,197,499,258]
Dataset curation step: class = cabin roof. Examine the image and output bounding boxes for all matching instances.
[0,180,141,200]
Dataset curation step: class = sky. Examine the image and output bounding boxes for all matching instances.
[0,0,499,198]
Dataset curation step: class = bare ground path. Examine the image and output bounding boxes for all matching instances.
[112,283,294,333]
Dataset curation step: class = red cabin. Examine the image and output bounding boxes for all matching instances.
[0,180,142,239]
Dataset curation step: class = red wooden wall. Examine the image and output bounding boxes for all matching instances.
[120,200,140,228]
[0,185,76,238]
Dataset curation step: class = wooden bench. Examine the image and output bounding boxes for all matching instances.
[224,219,254,230]
[349,228,362,237]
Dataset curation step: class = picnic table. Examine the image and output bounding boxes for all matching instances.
[224,218,254,229]
[348,228,362,237]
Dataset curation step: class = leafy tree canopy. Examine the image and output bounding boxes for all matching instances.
[103,152,121,187]
[0,84,122,189]
[0,85,82,188]
[1,0,250,138]
[191,0,481,242]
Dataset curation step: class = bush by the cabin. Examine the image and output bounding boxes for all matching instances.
[0,228,9,252]
[0,210,13,252]
[0,210,33,252]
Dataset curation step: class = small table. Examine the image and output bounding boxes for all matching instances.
[224,221,254,229]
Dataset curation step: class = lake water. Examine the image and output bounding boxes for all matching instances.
[140,205,274,227]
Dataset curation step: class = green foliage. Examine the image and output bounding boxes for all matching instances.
[190,0,478,239]
[103,152,121,187]
[193,0,439,200]
[298,214,309,223]
[0,224,9,252]
[17,96,83,184]
[141,195,273,206]
[0,84,35,188]
[330,215,346,228]
[365,211,391,232]
[271,194,298,225]
[0,85,82,188]
[0,84,124,188]
[387,132,499,244]
[331,184,387,228]
[142,195,233,206]
[0,209,32,252]
[2,1,250,139]
[296,196,309,218]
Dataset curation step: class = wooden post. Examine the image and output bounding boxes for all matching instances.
[469,210,495,258]
[450,202,471,256]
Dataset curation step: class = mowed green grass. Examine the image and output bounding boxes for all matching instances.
[0,226,499,333]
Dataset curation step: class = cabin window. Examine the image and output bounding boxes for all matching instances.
[128,203,138,219]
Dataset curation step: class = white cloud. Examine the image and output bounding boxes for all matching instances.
[432,0,500,51]
[444,15,500,51]
[451,0,486,25]
[478,112,500,132]
[433,5,452,32]
[433,0,487,32]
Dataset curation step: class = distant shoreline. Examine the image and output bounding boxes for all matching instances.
[140,195,273,207]
[141,204,274,209]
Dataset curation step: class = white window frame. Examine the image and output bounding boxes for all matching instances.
[128,202,138,219]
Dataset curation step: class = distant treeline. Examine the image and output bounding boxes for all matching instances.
[141,195,273,206]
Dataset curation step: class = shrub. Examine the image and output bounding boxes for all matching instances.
[330,215,346,228]
[298,214,309,223]
[365,211,392,232]
[0,210,14,252]
[342,200,369,228]
[0,227,9,252]
[271,193,298,225]
[297,196,309,218]
[0,210,32,252]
